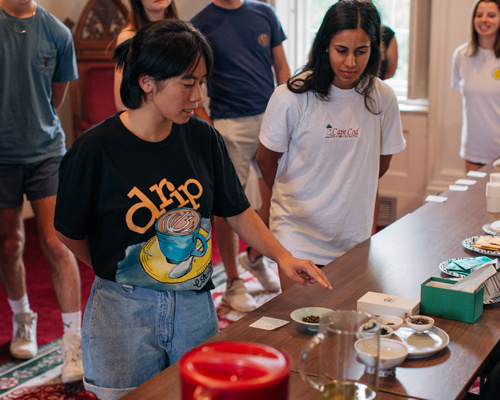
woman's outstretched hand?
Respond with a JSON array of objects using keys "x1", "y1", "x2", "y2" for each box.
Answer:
[{"x1": 278, "y1": 255, "x2": 332, "y2": 290}]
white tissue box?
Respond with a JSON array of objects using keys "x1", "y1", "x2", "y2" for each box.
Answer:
[{"x1": 357, "y1": 291, "x2": 420, "y2": 319}]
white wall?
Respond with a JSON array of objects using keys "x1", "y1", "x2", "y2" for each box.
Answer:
[{"x1": 426, "y1": 0, "x2": 476, "y2": 192}]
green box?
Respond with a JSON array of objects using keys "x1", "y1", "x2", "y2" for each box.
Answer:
[{"x1": 420, "y1": 277, "x2": 484, "y2": 323}]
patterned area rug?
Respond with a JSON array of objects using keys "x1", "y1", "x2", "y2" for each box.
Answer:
[
  {"x1": 212, "y1": 257, "x2": 281, "y2": 330},
  {"x1": 0, "y1": 341, "x2": 96, "y2": 399},
  {"x1": 0, "y1": 258, "x2": 280, "y2": 399}
]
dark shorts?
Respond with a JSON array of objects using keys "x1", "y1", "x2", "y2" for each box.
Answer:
[
  {"x1": 466, "y1": 160, "x2": 486, "y2": 167},
  {"x1": 0, "y1": 156, "x2": 63, "y2": 208}
]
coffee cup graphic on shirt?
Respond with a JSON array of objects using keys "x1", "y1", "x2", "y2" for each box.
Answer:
[{"x1": 155, "y1": 208, "x2": 207, "y2": 264}]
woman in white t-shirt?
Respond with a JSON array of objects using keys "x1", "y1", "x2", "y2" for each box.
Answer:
[
  {"x1": 452, "y1": 0, "x2": 500, "y2": 172},
  {"x1": 257, "y1": 0, "x2": 406, "y2": 290}
]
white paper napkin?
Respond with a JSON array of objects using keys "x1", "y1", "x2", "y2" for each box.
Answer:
[
  {"x1": 249, "y1": 317, "x2": 289, "y2": 330},
  {"x1": 426, "y1": 195, "x2": 447, "y2": 202},
  {"x1": 449, "y1": 185, "x2": 468, "y2": 191},
  {"x1": 467, "y1": 171, "x2": 487, "y2": 178},
  {"x1": 455, "y1": 179, "x2": 477, "y2": 185}
]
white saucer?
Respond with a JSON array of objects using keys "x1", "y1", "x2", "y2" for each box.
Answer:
[{"x1": 393, "y1": 326, "x2": 449, "y2": 359}]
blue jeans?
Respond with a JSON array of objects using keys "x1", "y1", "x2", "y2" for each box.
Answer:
[{"x1": 82, "y1": 276, "x2": 218, "y2": 400}]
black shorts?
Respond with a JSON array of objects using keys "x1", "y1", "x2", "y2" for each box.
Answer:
[{"x1": 0, "y1": 156, "x2": 63, "y2": 208}]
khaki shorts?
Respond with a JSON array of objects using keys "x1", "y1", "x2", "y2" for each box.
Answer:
[{"x1": 214, "y1": 114, "x2": 264, "y2": 187}]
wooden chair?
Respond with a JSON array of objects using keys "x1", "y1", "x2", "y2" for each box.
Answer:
[{"x1": 70, "y1": 0, "x2": 128, "y2": 139}]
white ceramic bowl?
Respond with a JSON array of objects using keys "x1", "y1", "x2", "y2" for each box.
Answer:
[
  {"x1": 355, "y1": 338, "x2": 409, "y2": 377},
  {"x1": 358, "y1": 323, "x2": 393, "y2": 338},
  {"x1": 406, "y1": 315, "x2": 434, "y2": 332},
  {"x1": 378, "y1": 315, "x2": 403, "y2": 331},
  {"x1": 290, "y1": 307, "x2": 333, "y2": 331}
]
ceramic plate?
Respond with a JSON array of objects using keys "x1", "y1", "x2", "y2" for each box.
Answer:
[
  {"x1": 462, "y1": 236, "x2": 500, "y2": 257},
  {"x1": 439, "y1": 257, "x2": 476, "y2": 278},
  {"x1": 438, "y1": 257, "x2": 500, "y2": 305},
  {"x1": 290, "y1": 307, "x2": 334, "y2": 331},
  {"x1": 393, "y1": 326, "x2": 449, "y2": 359},
  {"x1": 482, "y1": 224, "x2": 500, "y2": 236}
]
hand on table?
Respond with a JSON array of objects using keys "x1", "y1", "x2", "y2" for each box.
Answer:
[{"x1": 278, "y1": 255, "x2": 332, "y2": 290}]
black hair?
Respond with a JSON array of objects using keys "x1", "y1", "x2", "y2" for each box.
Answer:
[
  {"x1": 114, "y1": 20, "x2": 214, "y2": 109},
  {"x1": 288, "y1": 0, "x2": 382, "y2": 114}
]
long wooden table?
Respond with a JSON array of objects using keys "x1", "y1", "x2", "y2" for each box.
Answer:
[{"x1": 122, "y1": 165, "x2": 500, "y2": 400}]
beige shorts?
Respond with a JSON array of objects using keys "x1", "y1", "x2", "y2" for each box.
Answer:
[{"x1": 214, "y1": 114, "x2": 264, "y2": 187}]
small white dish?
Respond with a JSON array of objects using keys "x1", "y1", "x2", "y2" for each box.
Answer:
[
  {"x1": 378, "y1": 315, "x2": 403, "y2": 331},
  {"x1": 290, "y1": 307, "x2": 333, "y2": 331},
  {"x1": 355, "y1": 338, "x2": 408, "y2": 377},
  {"x1": 358, "y1": 323, "x2": 393, "y2": 338},
  {"x1": 406, "y1": 315, "x2": 434, "y2": 332}
]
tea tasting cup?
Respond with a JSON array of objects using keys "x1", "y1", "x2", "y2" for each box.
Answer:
[
  {"x1": 378, "y1": 315, "x2": 403, "y2": 331},
  {"x1": 406, "y1": 315, "x2": 434, "y2": 332},
  {"x1": 358, "y1": 323, "x2": 393, "y2": 338},
  {"x1": 355, "y1": 338, "x2": 408, "y2": 377}
]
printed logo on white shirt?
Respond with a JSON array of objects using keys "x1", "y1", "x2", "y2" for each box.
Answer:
[{"x1": 325, "y1": 123, "x2": 360, "y2": 139}]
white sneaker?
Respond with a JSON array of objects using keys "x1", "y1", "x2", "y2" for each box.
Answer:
[
  {"x1": 61, "y1": 332, "x2": 84, "y2": 383},
  {"x1": 222, "y1": 278, "x2": 257, "y2": 312},
  {"x1": 10, "y1": 311, "x2": 38, "y2": 359},
  {"x1": 238, "y1": 249, "x2": 281, "y2": 292}
]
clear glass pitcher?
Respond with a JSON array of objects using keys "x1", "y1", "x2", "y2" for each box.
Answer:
[{"x1": 299, "y1": 310, "x2": 380, "y2": 400}]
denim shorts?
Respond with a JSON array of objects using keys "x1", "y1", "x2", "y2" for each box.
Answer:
[
  {"x1": 0, "y1": 156, "x2": 62, "y2": 208},
  {"x1": 214, "y1": 114, "x2": 264, "y2": 186},
  {"x1": 82, "y1": 276, "x2": 218, "y2": 400}
]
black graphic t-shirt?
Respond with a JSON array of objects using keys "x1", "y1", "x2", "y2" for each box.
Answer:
[{"x1": 55, "y1": 114, "x2": 250, "y2": 291}]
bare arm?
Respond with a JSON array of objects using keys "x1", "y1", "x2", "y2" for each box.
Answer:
[
  {"x1": 55, "y1": 231, "x2": 92, "y2": 267},
  {"x1": 51, "y1": 82, "x2": 70, "y2": 110},
  {"x1": 383, "y1": 37, "x2": 398, "y2": 80},
  {"x1": 271, "y1": 44, "x2": 291, "y2": 85},
  {"x1": 114, "y1": 28, "x2": 136, "y2": 111},
  {"x1": 379, "y1": 154, "x2": 393, "y2": 178},
  {"x1": 226, "y1": 208, "x2": 331, "y2": 290},
  {"x1": 256, "y1": 143, "x2": 282, "y2": 190}
]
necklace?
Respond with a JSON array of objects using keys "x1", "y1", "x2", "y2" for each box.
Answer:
[{"x1": 0, "y1": 5, "x2": 37, "y2": 34}]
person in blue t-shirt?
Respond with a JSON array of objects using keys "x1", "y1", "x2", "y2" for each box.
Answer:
[
  {"x1": 191, "y1": 0, "x2": 291, "y2": 312},
  {"x1": 0, "y1": 0, "x2": 83, "y2": 383}
]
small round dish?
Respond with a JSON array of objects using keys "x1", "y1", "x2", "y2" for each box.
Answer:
[
  {"x1": 358, "y1": 323, "x2": 393, "y2": 338},
  {"x1": 483, "y1": 220, "x2": 500, "y2": 236},
  {"x1": 355, "y1": 338, "x2": 408, "y2": 377},
  {"x1": 438, "y1": 257, "x2": 500, "y2": 304},
  {"x1": 290, "y1": 307, "x2": 333, "y2": 331},
  {"x1": 406, "y1": 315, "x2": 434, "y2": 332},
  {"x1": 483, "y1": 223, "x2": 500, "y2": 236},
  {"x1": 378, "y1": 315, "x2": 403, "y2": 331}
]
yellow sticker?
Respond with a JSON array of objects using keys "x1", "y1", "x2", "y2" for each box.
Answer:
[{"x1": 494, "y1": 69, "x2": 500, "y2": 80}]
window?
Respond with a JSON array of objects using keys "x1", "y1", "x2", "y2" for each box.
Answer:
[{"x1": 272, "y1": 0, "x2": 430, "y2": 101}]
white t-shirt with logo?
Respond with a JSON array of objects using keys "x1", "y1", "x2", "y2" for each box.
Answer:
[
  {"x1": 452, "y1": 43, "x2": 500, "y2": 164},
  {"x1": 260, "y1": 78, "x2": 406, "y2": 265}
]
